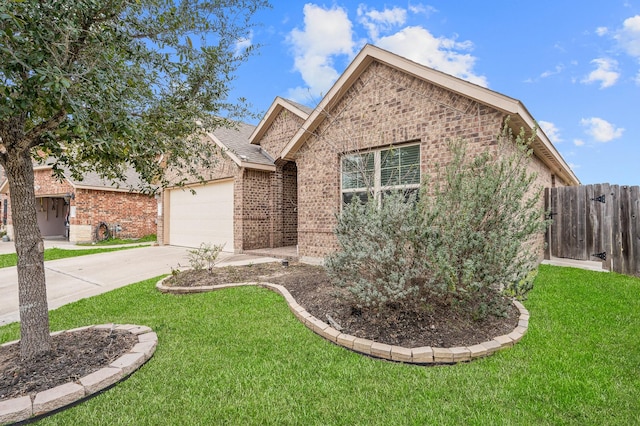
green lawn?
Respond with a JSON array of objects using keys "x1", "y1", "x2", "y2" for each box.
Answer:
[
  {"x1": 0, "y1": 246, "x2": 146, "y2": 269},
  {"x1": 1, "y1": 265, "x2": 638, "y2": 425},
  {"x1": 77, "y1": 234, "x2": 157, "y2": 246}
]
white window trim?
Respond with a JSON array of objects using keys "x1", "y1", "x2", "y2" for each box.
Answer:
[{"x1": 340, "y1": 143, "x2": 421, "y2": 204}]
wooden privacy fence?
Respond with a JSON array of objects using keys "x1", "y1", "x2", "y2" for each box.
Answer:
[{"x1": 545, "y1": 183, "x2": 640, "y2": 276}]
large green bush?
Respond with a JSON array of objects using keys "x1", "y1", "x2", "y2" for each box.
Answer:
[
  {"x1": 325, "y1": 124, "x2": 548, "y2": 317},
  {"x1": 325, "y1": 191, "x2": 432, "y2": 309}
]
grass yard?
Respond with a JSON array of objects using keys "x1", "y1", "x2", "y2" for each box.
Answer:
[
  {"x1": 78, "y1": 234, "x2": 157, "y2": 246},
  {"x1": 1, "y1": 265, "x2": 638, "y2": 425},
  {"x1": 0, "y1": 246, "x2": 147, "y2": 269}
]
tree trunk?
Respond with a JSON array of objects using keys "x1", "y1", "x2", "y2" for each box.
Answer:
[{"x1": 4, "y1": 149, "x2": 51, "y2": 360}]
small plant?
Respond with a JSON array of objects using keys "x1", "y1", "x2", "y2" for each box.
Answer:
[
  {"x1": 504, "y1": 268, "x2": 538, "y2": 300},
  {"x1": 187, "y1": 242, "x2": 225, "y2": 273}
]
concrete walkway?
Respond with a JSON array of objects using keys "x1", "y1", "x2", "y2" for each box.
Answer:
[{"x1": 0, "y1": 241, "x2": 280, "y2": 326}]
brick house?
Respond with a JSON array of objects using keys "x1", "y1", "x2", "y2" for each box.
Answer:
[
  {"x1": 159, "y1": 44, "x2": 579, "y2": 262},
  {"x1": 0, "y1": 165, "x2": 157, "y2": 243},
  {"x1": 158, "y1": 101, "x2": 311, "y2": 252}
]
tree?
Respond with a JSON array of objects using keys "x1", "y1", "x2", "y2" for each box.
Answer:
[{"x1": 0, "y1": 0, "x2": 269, "y2": 360}]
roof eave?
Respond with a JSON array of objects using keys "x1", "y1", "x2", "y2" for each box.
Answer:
[
  {"x1": 513, "y1": 103, "x2": 580, "y2": 186},
  {"x1": 281, "y1": 44, "x2": 578, "y2": 184},
  {"x1": 249, "y1": 97, "x2": 311, "y2": 145}
]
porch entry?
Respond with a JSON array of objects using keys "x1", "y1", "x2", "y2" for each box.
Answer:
[
  {"x1": 545, "y1": 183, "x2": 640, "y2": 276},
  {"x1": 36, "y1": 196, "x2": 69, "y2": 238}
]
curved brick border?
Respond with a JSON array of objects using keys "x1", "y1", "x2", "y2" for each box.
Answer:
[
  {"x1": 0, "y1": 324, "x2": 157, "y2": 425},
  {"x1": 157, "y1": 277, "x2": 529, "y2": 364}
]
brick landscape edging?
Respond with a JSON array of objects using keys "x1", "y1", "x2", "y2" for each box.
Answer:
[
  {"x1": 156, "y1": 277, "x2": 529, "y2": 364},
  {"x1": 0, "y1": 324, "x2": 157, "y2": 425}
]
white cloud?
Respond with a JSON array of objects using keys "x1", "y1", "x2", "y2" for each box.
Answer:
[
  {"x1": 635, "y1": 70, "x2": 640, "y2": 85},
  {"x1": 596, "y1": 26, "x2": 609, "y2": 36},
  {"x1": 285, "y1": 3, "x2": 486, "y2": 101},
  {"x1": 539, "y1": 121, "x2": 562, "y2": 143},
  {"x1": 286, "y1": 4, "x2": 356, "y2": 101},
  {"x1": 375, "y1": 26, "x2": 488, "y2": 87},
  {"x1": 408, "y1": 3, "x2": 437, "y2": 16},
  {"x1": 615, "y1": 15, "x2": 640, "y2": 58},
  {"x1": 234, "y1": 31, "x2": 253, "y2": 56},
  {"x1": 357, "y1": 5, "x2": 406, "y2": 40},
  {"x1": 568, "y1": 162, "x2": 581, "y2": 170},
  {"x1": 580, "y1": 117, "x2": 625, "y2": 142},
  {"x1": 573, "y1": 139, "x2": 585, "y2": 147},
  {"x1": 581, "y1": 58, "x2": 620, "y2": 88},
  {"x1": 541, "y1": 64, "x2": 565, "y2": 79}
]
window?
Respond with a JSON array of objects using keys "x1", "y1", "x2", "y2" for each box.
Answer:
[{"x1": 341, "y1": 144, "x2": 420, "y2": 204}]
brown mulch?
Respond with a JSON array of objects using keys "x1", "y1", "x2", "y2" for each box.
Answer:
[
  {"x1": 0, "y1": 327, "x2": 138, "y2": 401},
  {"x1": 166, "y1": 262, "x2": 519, "y2": 348}
]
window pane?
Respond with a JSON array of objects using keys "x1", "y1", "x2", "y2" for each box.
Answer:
[
  {"x1": 380, "y1": 167, "x2": 399, "y2": 186},
  {"x1": 342, "y1": 171, "x2": 358, "y2": 189},
  {"x1": 342, "y1": 191, "x2": 369, "y2": 205},
  {"x1": 381, "y1": 148, "x2": 399, "y2": 169},
  {"x1": 342, "y1": 152, "x2": 374, "y2": 190},
  {"x1": 399, "y1": 145, "x2": 420, "y2": 185}
]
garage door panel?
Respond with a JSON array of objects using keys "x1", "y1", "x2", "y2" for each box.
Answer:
[{"x1": 169, "y1": 181, "x2": 234, "y2": 250}]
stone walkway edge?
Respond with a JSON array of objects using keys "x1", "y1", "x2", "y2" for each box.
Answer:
[
  {"x1": 156, "y1": 278, "x2": 529, "y2": 365},
  {"x1": 0, "y1": 324, "x2": 157, "y2": 425}
]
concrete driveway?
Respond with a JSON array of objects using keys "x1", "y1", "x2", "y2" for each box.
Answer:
[{"x1": 0, "y1": 241, "x2": 279, "y2": 326}]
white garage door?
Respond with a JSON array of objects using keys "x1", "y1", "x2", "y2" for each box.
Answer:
[{"x1": 169, "y1": 180, "x2": 234, "y2": 251}]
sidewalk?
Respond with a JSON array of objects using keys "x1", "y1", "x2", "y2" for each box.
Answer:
[{"x1": 0, "y1": 243, "x2": 279, "y2": 326}]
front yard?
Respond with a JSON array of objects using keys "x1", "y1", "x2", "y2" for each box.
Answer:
[{"x1": 0, "y1": 265, "x2": 638, "y2": 424}]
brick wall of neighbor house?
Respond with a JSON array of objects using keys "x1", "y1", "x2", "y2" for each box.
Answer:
[
  {"x1": 257, "y1": 108, "x2": 306, "y2": 160},
  {"x1": 240, "y1": 168, "x2": 271, "y2": 250},
  {"x1": 295, "y1": 60, "x2": 561, "y2": 261},
  {"x1": 72, "y1": 188, "x2": 157, "y2": 240},
  {"x1": 31, "y1": 168, "x2": 75, "y2": 196},
  {"x1": 4, "y1": 168, "x2": 77, "y2": 239}
]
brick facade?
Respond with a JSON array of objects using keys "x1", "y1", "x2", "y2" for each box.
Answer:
[
  {"x1": 71, "y1": 188, "x2": 156, "y2": 240},
  {"x1": 157, "y1": 49, "x2": 574, "y2": 260},
  {"x1": 257, "y1": 108, "x2": 306, "y2": 161},
  {"x1": 292, "y1": 61, "x2": 570, "y2": 260},
  {"x1": 3, "y1": 168, "x2": 157, "y2": 242}
]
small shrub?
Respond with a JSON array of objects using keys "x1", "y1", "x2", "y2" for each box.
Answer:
[
  {"x1": 187, "y1": 242, "x2": 225, "y2": 273},
  {"x1": 503, "y1": 268, "x2": 538, "y2": 300}
]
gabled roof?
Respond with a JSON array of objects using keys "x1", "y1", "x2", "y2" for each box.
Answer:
[
  {"x1": 280, "y1": 44, "x2": 579, "y2": 186},
  {"x1": 206, "y1": 121, "x2": 275, "y2": 171},
  {"x1": 249, "y1": 97, "x2": 312, "y2": 145}
]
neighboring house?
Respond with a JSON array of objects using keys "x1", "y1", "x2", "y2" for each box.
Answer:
[
  {"x1": 159, "y1": 44, "x2": 579, "y2": 263},
  {"x1": 0, "y1": 164, "x2": 157, "y2": 242}
]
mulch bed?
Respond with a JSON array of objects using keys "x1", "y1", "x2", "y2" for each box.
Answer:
[
  {"x1": 0, "y1": 328, "x2": 138, "y2": 401},
  {"x1": 166, "y1": 262, "x2": 520, "y2": 348}
]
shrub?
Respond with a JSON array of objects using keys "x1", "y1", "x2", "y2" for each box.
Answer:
[
  {"x1": 187, "y1": 242, "x2": 225, "y2": 273},
  {"x1": 325, "y1": 191, "x2": 432, "y2": 310},
  {"x1": 325, "y1": 123, "x2": 547, "y2": 317},
  {"x1": 424, "y1": 127, "x2": 548, "y2": 302}
]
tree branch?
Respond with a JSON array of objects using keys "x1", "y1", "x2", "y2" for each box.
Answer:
[{"x1": 22, "y1": 109, "x2": 67, "y2": 149}]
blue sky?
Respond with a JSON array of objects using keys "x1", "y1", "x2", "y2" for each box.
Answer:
[{"x1": 229, "y1": 1, "x2": 640, "y2": 185}]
